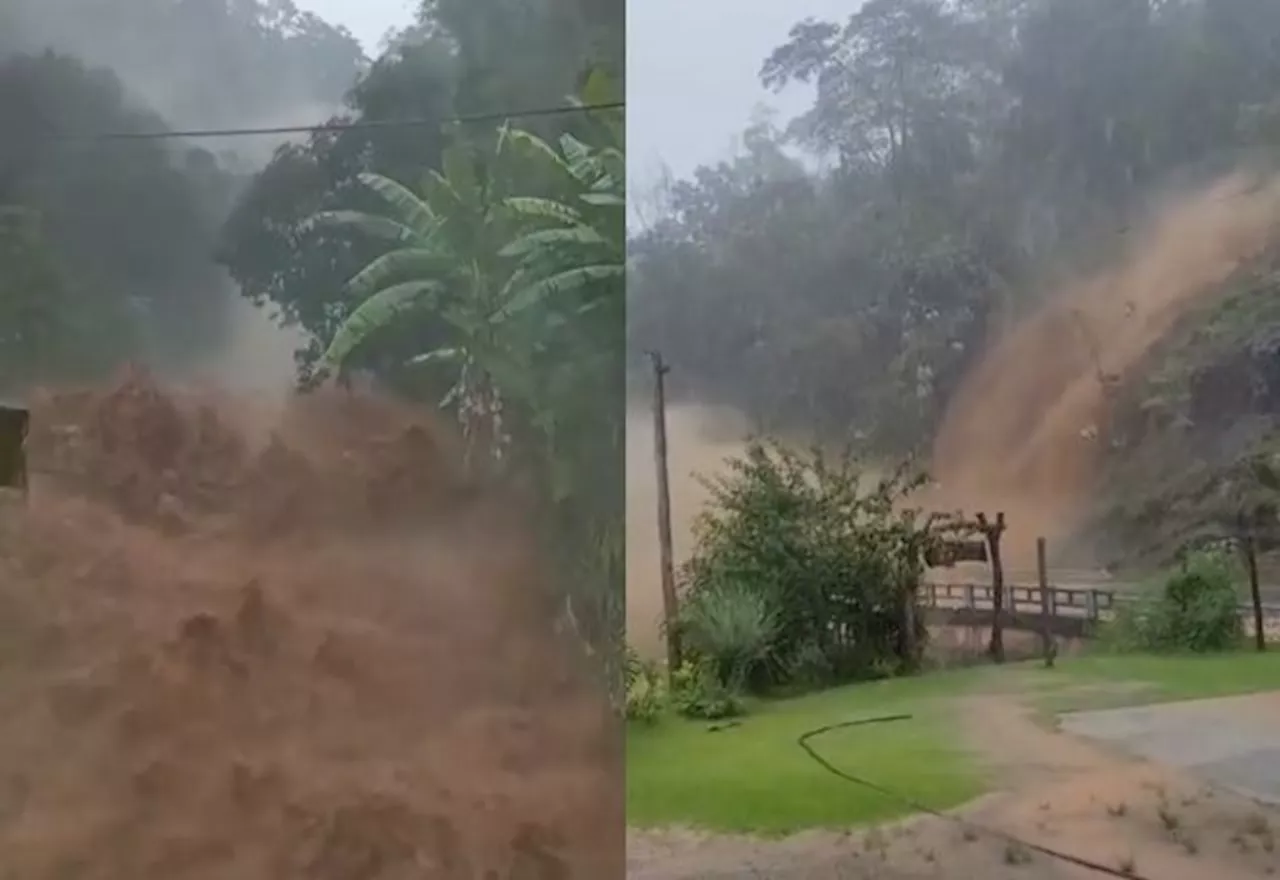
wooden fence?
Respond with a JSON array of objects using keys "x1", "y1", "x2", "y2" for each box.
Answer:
[{"x1": 921, "y1": 581, "x2": 1280, "y2": 640}]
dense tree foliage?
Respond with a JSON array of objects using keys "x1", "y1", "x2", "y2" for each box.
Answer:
[
  {"x1": 219, "y1": 0, "x2": 627, "y2": 668},
  {"x1": 677, "y1": 442, "x2": 940, "y2": 696},
  {"x1": 0, "y1": 52, "x2": 242, "y2": 377},
  {"x1": 629, "y1": 0, "x2": 1280, "y2": 456},
  {"x1": 0, "y1": 207, "x2": 73, "y2": 388},
  {"x1": 0, "y1": 0, "x2": 371, "y2": 379},
  {"x1": 219, "y1": 0, "x2": 623, "y2": 379}
]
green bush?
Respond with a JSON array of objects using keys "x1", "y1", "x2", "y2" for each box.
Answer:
[
  {"x1": 784, "y1": 640, "x2": 836, "y2": 689},
  {"x1": 625, "y1": 645, "x2": 667, "y2": 723},
  {"x1": 679, "y1": 441, "x2": 935, "y2": 689},
  {"x1": 676, "y1": 581, "x2": 779, "y2": 693},
  {"x1": 669, "y1": 659, "x2": 744, "y2": 720},
  {"x1": 1104, "y1": 549, "x2": 1243, "y2": 653}
]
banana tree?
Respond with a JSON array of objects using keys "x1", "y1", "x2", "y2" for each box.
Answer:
[
  {"x1": 311, "y1": 80, "x2": 623, "y2": 479},
  {"x1": 310, "y1": 137, "x2": 535, "y2": 471},
  {"x1": 493, "y1": 88, "x2": 626, "y2": 669},
  {"x1": 309, "y1": 78, "x2": 626, "y2": 684},
  {"x1": 496, "y1": 71, "x2": 625, "y2": 495}
]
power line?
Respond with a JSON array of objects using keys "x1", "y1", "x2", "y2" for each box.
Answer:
[{"x1": 46, "y1": 100, "x2": 625, "y2": 143}]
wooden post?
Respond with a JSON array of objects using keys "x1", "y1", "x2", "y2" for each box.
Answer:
[
  {"x1": 1240, "y1": 510, "x2": 1267, "y2": 653},
  {"x1": 1037, "y1": 537, "x2": 1055, "y2": 665},
  {"x1": 977, "y1": 512, "x2": 1007, "y2": 663},
  {"x1": 648, "y1": 351, "x2": 682, "y2": 676},
  {"x1": 901, "y1": 585, "x2": 918, "y2": 669}
]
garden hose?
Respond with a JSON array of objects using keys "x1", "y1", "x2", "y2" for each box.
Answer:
[{"x1": 797, "y1": 715, "x2": 1155, "y2": 880}]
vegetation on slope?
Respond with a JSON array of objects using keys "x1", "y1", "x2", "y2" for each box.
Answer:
[
  {"x1": 1092, "y1": 249, "x2": 1280, "y2": 569},
  {"x1": 628, "y1": 0, "x2": 1280, "y2": 568}
]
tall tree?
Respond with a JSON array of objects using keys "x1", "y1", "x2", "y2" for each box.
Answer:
[
  {"x1": 0, "y1": 52, "x2": 240, "y2": 373},
  {"x1": 629, "y1": 0, "x2": 1280, "y2": 459}
]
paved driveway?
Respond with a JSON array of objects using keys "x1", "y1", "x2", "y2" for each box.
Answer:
[{"x1": 1059, "y1": 692, "x2": 1280, "y2": 804}]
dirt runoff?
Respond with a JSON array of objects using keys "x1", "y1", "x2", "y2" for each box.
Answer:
[
  {"x1": 626, "y1": 404, "x2": 751, "y2": 658},
  {"x1": 929, "y1": 171, "x2": 1280, "y2": 569},
  {"x1": 629, "y1": 690, "x2": 1280, "y2": 879},
  {"x1": 0, "y1": 368, "x2": 622, "y2": 879}
]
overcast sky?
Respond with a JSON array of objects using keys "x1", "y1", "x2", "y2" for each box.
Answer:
[
  {"x1": 628, "y1": 0, "x2": 859, "y2": 191},
  {"x1": 296, "y1": 0, "x2": 862, "y2": 190},
  {"x1": 295, "y1": 0, "x2": 417, "y2": 53}
]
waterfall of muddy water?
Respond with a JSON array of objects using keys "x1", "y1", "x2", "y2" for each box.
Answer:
[
  {"x1": 929, "y1": 172, "x2": 1280, "y2": 569},
  {"x1": 626, "y1": 404, "x2": 752, "y2": 657},
  {"x1": 626, "y1": 173, "x2": 1280, "y2": 652}
]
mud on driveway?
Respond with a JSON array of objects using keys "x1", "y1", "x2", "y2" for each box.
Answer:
[{"x1": 628, "y1": 690, "x2": 1280, "y2": 879}]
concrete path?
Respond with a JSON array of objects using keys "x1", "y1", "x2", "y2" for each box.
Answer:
[{"x1": 1059, "y1": 691, "x2": 1280, "y2": 805}]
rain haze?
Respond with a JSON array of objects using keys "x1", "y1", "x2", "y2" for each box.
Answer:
[
  {"x1": 295, "y1": 0, "x2": 417, "y2": 53},
  {"x1": 627, "y1": 0, "x2": 860, "y2": 198}
]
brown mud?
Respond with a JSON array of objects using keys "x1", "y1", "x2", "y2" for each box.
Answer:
[
  {"x1": 0, "y1": 367, "x2": 622, "y2": 879},
  {"x1": 625, "y1": 404, "x2": 751, "y2": 657},
  {"x1": 930, "y1": 172, "x2": 1280, "y2": 567}
]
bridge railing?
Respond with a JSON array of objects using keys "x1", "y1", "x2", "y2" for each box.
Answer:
[
  {"x1": 920, "y1": 581, "x2": 1280, "y2": 632},
  {"x1": 921, "y1": 581, "x2": 1115, "y2": 619}
]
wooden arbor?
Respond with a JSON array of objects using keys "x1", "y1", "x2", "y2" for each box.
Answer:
[{"x1": 925, "y1": 510, "x2": 1013, "y2": 663}]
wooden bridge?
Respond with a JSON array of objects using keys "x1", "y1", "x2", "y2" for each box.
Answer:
[{"x1": 921, "y1": 580, "x2": 1280, "y2": 640}]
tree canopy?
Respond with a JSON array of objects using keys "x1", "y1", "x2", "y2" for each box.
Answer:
[
  {"x1": 216, "y1": 0, "x2": 627, "y2": 666},
  {"x1": 0, "y1": 51, "x2": 243, "y2": 378},
  {"x1": 628, "y1": 0, "x2": 1280, "y2": 456}
]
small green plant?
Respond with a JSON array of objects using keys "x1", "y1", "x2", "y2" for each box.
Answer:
[
  {"x1": 624, "y1": 645, "x2": 667, "y2": 723},
  {"x1": 669, "y1": 659, "x2": 744, "y2": 720}
]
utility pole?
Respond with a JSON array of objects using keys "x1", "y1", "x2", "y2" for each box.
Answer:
[
  {"x1": 1037, "y1": 536, "x2": 1056, "y2": 667},
  {"x1": 648, "y1": 350, "x2": 682, "y2": 674}
]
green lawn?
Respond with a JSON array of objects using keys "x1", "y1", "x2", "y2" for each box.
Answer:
[
  {"x1": 1018, "y1": 648, "x2": 1280, "y2": 715},
  {"x1": 626, "y1": 670, "x2": 986, "y2": 835},
  {"x1": 627, "y1": 649, "x2": 1280, "y2": 835}
]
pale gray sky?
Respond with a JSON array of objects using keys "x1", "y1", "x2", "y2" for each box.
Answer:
[
  {"x1": 295, "y1": 0, "x2": 417, "y2": 53},
  {"x1": 295, "y1": 0, "x2": 863, "y2": 190},
  {"x1": 628, "y1": 0, "x2": 860, "y2": 191}
]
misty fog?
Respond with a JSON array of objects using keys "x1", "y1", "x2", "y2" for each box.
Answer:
[{"x1": 628, "y1": 0, "x2": 1280, "y2": 577}]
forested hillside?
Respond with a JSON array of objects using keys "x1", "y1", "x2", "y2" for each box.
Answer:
[
  {"x1": 0, "y1": 0, "x2": 364, "y2": 376},
  {"x1": 628, "y1": 0, "x2": 1280, "y2": 568}
]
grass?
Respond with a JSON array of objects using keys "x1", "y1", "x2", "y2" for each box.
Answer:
[
  {"x1": 1022, "y1": 647, "x2": 1280, "y2": 715},
  {"x1": 626, "y1": 670, "x2": 986, "y2": 835},
  {"x1": 627, "y1": 647, "x2": 1280, "y2": 835}
]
